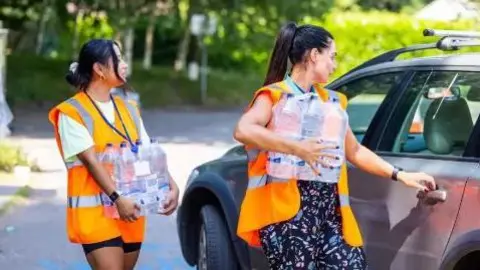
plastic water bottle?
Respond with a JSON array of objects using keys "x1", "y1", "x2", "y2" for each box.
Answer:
[
  {"x1": 317, "y1": 103, "x2": 348, "y2": 183},
  {"x1": 150, "y1": 138, "x2": 170, "y2": 211},
  {"x1": 135, "y1": 139, "x2": 150, "y2": 162},
  {"x1": 101, "y1": 143, "x2": 119, "y2": 218},
  {"x1": 274, "y1": 93, "x2": 302, "y2": 137},
  {"x1": 297, "y1": 95, "x2": 324, "y2": 180},
  {"x1": 101, "y1": 143, "x2": 117, "y2": 178},
  {"x1": 118, "y1": 141, "x2": 138, "y2": 195},
  {"x1": 267, "y1": 93, "x2": 301, "y2": 179}
]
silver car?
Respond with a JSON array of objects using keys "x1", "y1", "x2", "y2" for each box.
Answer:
[{"x1": 177, "y1": 29, "x2": 480, "y2": 270}]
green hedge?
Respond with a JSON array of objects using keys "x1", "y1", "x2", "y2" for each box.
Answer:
[
  {"x1": 207, "y1": 10, "x2": 478, "y2": 77},
  {"x1": 6, "y1": 53, "x2": 262, "y2": 108},
  {"x1": 318, "y1": 11, "x2": 478, "y2": 78},
  {"x1": 6, "y1": 11, "x2": 480, "y2": 107}
]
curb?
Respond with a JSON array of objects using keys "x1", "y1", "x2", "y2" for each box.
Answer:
[{"x1": 0, "y1": 185, "x2": 31, "y2": 215}]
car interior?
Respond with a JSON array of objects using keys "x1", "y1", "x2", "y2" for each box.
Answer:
[{"x1": 395, "y1": 72, "x2": 480, "y2": 156}]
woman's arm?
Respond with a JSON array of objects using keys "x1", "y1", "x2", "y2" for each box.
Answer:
[
  {"x1": 233, "y1": 94, "x2": 336, "y2": 170},
  {"x1": 77, "y1": 148, "x2": 139, "y2": 222},
  {"x1": 344, "y1": 126, "x2": 436, "y2": 190},
  {"x1": 233, "y1": 94, "x2": 299, "y2": 155},
  {"x1": 77, "y1": 148, "x2": 117, "y2": 195},
  {"x1": 344, "y1": 126, "x2": 394, "y2": 179},
  {"x1": 159, "y1": 171, "x2": 179, "y2": 216}
]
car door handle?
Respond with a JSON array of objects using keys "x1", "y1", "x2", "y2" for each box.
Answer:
[{"x1": 417, "y1": 187, "x2": 447, "y2": 204}]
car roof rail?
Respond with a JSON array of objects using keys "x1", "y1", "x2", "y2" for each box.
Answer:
[
  {"x1": 423, "y1": 28, "x2": 480, "y2": 38},
  {"x1": 344, "y1": 28, "x2": 480, "y2": 76},
  {"x1": 346, "y1": 43, "x2": 439, "y2": 74}
]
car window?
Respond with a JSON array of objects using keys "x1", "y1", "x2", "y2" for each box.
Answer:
[
  {"x1": 335, "y1": 72, "x2": 403, "y2": 141},
  {"x1": 389, "y1": 71, "x2": 480, "y2": 157}
]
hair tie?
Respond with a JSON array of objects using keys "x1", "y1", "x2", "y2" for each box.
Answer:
[{"x1": 69, "y1": 62, "x2": 78, "y2": 73}]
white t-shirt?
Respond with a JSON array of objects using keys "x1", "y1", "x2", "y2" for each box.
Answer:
[{"x1": 58, "y1": 99, "x2": 150, "y2": 162}]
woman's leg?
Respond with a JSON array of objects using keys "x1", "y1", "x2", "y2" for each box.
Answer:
[
  {"x1": 315, "y1": 186, "x2": 368, "y2": 270},
  {"x1": 122, "y1": 242, "x2": 142, "y2": 270},
  {"x1": 82, "y1": 237, "x2": 125, "y2": 270},
  {"x1": 259, "y1": 181, "x2": 325, "y2": 270}
]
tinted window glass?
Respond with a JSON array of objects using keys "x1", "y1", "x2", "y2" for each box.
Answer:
[
  {"x1": 389, "y1": 71, "x2": 480, "y2": 156},
  {"x1": 336, "y1": 72, "x2": 403, "y2": 141}
]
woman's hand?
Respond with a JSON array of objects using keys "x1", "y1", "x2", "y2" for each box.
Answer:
[
  {"x1": 293, "y1": 138, "x2": 339, "y2": 174},
  {"x1": 397, "y1": 171, "x2": 436, "y2": 191},
  {"x1": 115, "y1": 196, "x2": 141, "y2": 222},
  {"x1": 159, "y1": 179, "x2": 180, "y2": 216}
]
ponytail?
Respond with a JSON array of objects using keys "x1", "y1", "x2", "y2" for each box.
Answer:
[{"x1": 263, "y1": 22, "x2": 297, "y2": 86}]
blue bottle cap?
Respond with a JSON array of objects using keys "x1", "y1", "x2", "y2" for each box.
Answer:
[{"x1": 131, "y1": 144, "x2": 139, "y2": 153}]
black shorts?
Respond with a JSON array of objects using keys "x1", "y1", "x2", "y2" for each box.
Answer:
[{"x1": 82, "y1": 236, "x2": 142, "y2": 255}]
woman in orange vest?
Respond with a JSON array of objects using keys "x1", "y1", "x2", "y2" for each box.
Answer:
[
  {"x1": 48, "y1": 39, "x2": 179, "y2": 270},
  {"x1": 234, "y1": 22, "x2": 436, "y2": 269}
]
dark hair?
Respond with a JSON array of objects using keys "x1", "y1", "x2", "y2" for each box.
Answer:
[
  {"x1": 66, "y1": 39, "x2": 122, "y2": 91},
  {"x1": 263, "y1": 22, "x2": 334, "y2": 86}
]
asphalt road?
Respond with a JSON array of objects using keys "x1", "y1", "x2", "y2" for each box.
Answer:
[{"x1": 0, "y1": 108, "x2": 242, "y2": 270}]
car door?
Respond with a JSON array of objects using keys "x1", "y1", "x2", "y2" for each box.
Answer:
[{"x1": 345, "y1": 70, "x2": 479, "y2": 270}]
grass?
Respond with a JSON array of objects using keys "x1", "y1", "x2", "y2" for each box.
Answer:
[
  {"x1": 0, "y1": 185, "x2": 32, "y2": 216},
  {"x1": 6, "y1": 53, "x2": 263, "y2": 109},
  {"x1": 0, "y1": 172, "x2": 32, "y2": 216}
]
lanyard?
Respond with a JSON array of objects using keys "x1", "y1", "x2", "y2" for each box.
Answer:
[{"x1": 85, "y1": 93, "x2": 138, "y2": 153}]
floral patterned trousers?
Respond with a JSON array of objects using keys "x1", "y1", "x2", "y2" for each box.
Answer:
[{"x1": 259, "y1": 181, "x2": 368, "y2": 270}]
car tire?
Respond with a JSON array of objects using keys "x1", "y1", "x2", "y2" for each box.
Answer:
[{"x1": 197, "y1": 204, "x2": 238, "y2": 270}]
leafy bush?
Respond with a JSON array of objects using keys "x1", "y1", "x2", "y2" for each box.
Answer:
[
  {"x1": 317, "y1": 11, "x2": 478, "y2": 78},
  {"x1": 6, "y1": 53, "x2": 262, "y2": 108},
  {"x1": 5, "y1": 11, "x2": 480, "y2": 107},
  {"x1": 0, "y1": 142, "x2": 30, "y2": 173},
  {"x1": 207, "y1": 10, "x2": 478, "y2": 78}
]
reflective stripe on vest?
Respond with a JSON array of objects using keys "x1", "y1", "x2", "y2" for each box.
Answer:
[
  {"x1": 64, "y1": 153, "x2": 104, "y2": 169},
  {"x1": 67, "y1": 194, "x2": 103, "y2": 208},
  {"x1": 328, "y1": 90, "x2": 340, "y2": 103},
  {"x1": 124, "y1": 101, "x2": 141, "y2": 133},
  {"x1": 65, "y1": 159, "x2": 85, "y2": 169},
  {"x1": 66, "y1": 98, "x2": 94, "y2": 135},
  {"x1": 338, "y1": 193, "x2": 350, "y2": 207},
  {"x1": 247, "y1": 174, "x2": 290, "y2": 189},
  {"x1": 63, "y1": 98, "x2": 141, "y2": 169},
  {"x1": 246, "y1": 148, "x2": 260, "y2": 161}
]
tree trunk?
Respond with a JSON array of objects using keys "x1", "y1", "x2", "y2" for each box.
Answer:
[
  {"x1": 143, "y1": 5, "x2": 157, "y2": 70},
  {"x1": 124, "y1": 27, "x2": 134, "y2": 76},
  {"x1": 36, "y1": 0, "x2": 51, "y2": 55},
  {"x1": 173, "y1": 0, "x2": 195, "y2": 72}
]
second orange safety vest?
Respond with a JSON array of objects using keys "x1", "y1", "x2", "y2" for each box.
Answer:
[
  {"x1": 49, "y1": 91, "x2": 145, "y2": 244},
  {"x1": 236, "y1": 80, "x2": 363, "y2": 248}
]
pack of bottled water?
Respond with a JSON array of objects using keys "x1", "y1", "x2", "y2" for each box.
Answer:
[
  {"x1": 267, "y1": 92, "x2": 348, "y2": 183},
  {"x1": 100, "y1": 138, "x2": 170, "y2": 218}
]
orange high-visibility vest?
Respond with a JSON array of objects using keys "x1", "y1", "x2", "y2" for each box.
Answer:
[
  {"x1": 48, "y1": 91, "x2": 145, "y2": 244},
  {"x1": 236, "y1": 81, "x2": 363, "y2": 248}
]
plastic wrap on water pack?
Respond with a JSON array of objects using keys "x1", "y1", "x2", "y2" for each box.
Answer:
[
  {"x1": 267, "y1": 92, "x2": 348, "y2": 183},
  {"x1": 100, "y1": 138, "x2": 170, "y2": 218}
]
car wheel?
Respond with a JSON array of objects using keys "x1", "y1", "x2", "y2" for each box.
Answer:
[{"x1": 197, "y1": 204, "x2": 238, "y2": 270}]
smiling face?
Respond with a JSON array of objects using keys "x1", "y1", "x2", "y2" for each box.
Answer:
[{"x1": 92, "y1": 42, "x2": 128, "y2": 88}]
